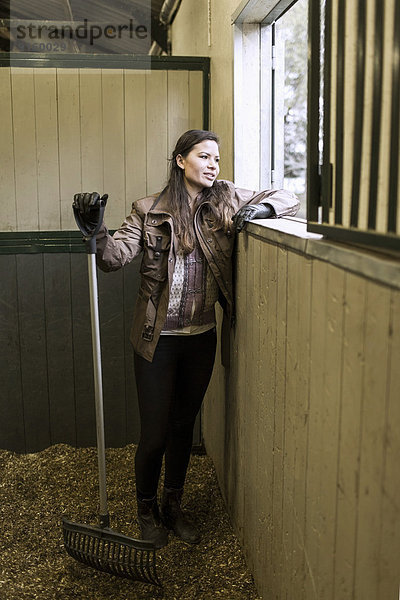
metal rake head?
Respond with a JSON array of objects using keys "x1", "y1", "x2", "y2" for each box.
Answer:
[{"x1": 62, "y1": 518, "x2": 161, "y2": 586}]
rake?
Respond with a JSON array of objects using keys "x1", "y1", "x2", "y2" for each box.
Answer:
[{"x1": 62, "y1": 194, "x2": 161, "y2": 587}]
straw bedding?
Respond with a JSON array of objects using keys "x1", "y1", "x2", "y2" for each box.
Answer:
[{"x1": 0, "y1": 444, "x2": 261, "y2": 600}]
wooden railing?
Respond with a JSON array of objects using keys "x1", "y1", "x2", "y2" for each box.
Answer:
[{"x1": 203, "y1": 220, "x2": 400, "y2": 600}]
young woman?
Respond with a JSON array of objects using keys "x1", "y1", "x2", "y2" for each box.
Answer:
[{"x1": 73, "y1": 129, "x2": 299, "y2": 549}]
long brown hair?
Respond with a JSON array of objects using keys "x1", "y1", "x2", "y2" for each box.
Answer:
[{"x1": 166, "y1": 129, "x2": 234, "y2": 254}]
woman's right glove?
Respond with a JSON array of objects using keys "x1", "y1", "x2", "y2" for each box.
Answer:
[{"x1": 72, "y1": 192, "x2": 108, "y2": 233}]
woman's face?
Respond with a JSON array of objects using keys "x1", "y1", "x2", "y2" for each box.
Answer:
[{"x1": 176, "y1": 139, "x2": 220, "y2": 198}]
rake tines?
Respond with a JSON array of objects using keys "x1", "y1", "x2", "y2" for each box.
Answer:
[{"x1": 62, "y1": 518, "x2": 161, "y2": 586}]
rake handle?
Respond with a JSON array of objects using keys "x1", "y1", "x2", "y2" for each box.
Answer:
[{"x1": 88, "y1": 248, "x2": 109, "y2": 529}]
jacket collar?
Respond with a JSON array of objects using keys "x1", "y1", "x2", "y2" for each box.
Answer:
[{"x1": 149, "y1": 187, "x2": 170, "y2": 213}]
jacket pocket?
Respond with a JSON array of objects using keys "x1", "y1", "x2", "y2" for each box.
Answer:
[{"x1": 140, "y1": 227, "x2": 170, "y2": 281}]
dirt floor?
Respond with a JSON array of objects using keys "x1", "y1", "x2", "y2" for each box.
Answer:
[{"x1": 0, "y1": 445, "x2": 261, "y2": 600}]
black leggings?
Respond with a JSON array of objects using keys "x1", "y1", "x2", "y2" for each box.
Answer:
[{"x1": 133, "y1": 328, "x2": 217, "y2": 499}]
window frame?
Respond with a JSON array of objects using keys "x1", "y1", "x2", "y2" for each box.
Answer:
[
  {"x1": 232, "y1": 0, "x2": 308, "y2": 216},
  {"x1": 233, "y1": 0, "x2": 400, "y2": 251}
]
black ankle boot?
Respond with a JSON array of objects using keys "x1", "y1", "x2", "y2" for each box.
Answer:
[
  {"x1": 160, "y1": 487, "x2": 200, "y2": 544},
  {"x1": 137, "y1": 496, "x2": 169, "y2": 549}
]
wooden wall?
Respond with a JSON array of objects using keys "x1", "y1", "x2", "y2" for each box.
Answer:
[
  {"x1": 0, "y1": 253, "x2": 140, "y2": 452},
  {"x1": 0, "y1": 251, "x2": 203, "y2": 452},
  {"x1": 0, "y1": 60, "x2": 205, "y2": 451},
  {"x1": 0, "y1": 66, "x2": 203, "y2": 232},
  {"x1": 203, "y1": 227, "x2": 400, "y2": 600}
]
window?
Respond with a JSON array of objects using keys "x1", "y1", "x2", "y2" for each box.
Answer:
[
  {"x1": 233, "y1": 0, "x2": 310, "y2": 219},
  {"x1": 233, "y1": 0, "x2": 400, "y2": 250},
  {"x1": 274, "y1": 0, "x2": 308, "y2": 218}
]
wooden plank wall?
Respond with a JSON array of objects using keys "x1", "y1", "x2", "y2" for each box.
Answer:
[
  {"x1": 0, "y1": 63, "x2": 204, "y2": 452},
  {"x1": 0, "y1": 252, "x2": 203, "y2": 452},
  {"x1": 203, "y1": 233, "x2": 400, "y2": 600},
  {"x1": 0, "y1": 67, "x2": 203, "y2": 232},
  {"x1": 0, "y1": 251, "x2": 204, "y2": 454},
  {"x1": 0, "y1": 253, "x2": 138, "y2": 452}
]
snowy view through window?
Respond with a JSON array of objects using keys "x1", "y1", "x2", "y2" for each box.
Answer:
[{"x1": 276, "y1": 0, "x2": 308, "y2": 218}]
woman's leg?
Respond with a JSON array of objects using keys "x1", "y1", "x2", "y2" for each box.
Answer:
[
  {"x1": 160, "y1": 329, "x2": 217, "y2": 543},
  {"x1": 163, "y1": 328, "x2": 217, "y2": 490},
  {"x1": 134, "y1": 336, "x2": 180, "y2": 499}
]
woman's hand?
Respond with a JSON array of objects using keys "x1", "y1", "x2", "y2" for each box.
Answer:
[
  {"x1": 72, "y1": 192, "x2": 108, "y2": 231},
  {"x1": 232, "y1": 203, "x2": 274, "y2": 233}
]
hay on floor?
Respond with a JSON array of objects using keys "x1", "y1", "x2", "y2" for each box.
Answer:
[{"x1": 0, "y1": 445, "x2": 261, "y2": 600}]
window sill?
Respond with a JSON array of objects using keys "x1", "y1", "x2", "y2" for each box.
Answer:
[{"x1": 246, "y1": 217, "x2": 400, "y2": 290}]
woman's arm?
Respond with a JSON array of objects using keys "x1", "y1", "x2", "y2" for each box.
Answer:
[
  {"x1": 231, "y1": 183, "x2": 300, "y2": 217},
  {"x1": 95, "y1": 204, "x2": 144, "y2": 272}
]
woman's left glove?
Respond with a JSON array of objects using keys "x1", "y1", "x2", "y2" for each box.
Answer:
[{"x1": 232, "y1": 203, "x2": 274, "y2": 233}]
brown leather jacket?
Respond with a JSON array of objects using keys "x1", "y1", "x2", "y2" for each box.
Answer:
[{"x1": 95, "y1": 180, "x2": 299, "y2": 363}]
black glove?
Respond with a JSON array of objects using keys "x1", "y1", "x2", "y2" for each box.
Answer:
[
  {"x1": 232, "y1": 203, "x2": 274, "y2": 233},
  {"x1": 72, "y1": 192, "x2": 108, "y2": 232}
]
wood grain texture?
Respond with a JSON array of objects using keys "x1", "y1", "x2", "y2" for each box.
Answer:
[
  {"x1": 17, "y1": 254, "x2": 50, "y2": 452},
  {"x1": 333, "y1": 272, "x2": 367, "y2": 598},
  {"x1": 69, "y1": 253, "x2": 96, "y2": 448},
  {"x1": 318, "y1": 264, "x2": 345, "y2": 599},
  {"x1": 101, "y1": 69, "x2": 125, "y2": 227},
  {"x1": 1, "y1": 65, "x2": 204, "y2": 232},
  {"x1": 272, "y1": 244, "x2": 288, "y2": 598},
  {"x1": 97, "y1": 266, "x2": 127, "y2": 448},
  {"x1": 203, "y1": 231, "x2": 400, "y2": 600},
  {"x1": 281, "y1": 248, "x2": 297, "y2": 599},
  {"x1": 145, "y1": 70, "x2": 168, "y2": 196},
  {"x1": 0, "y1": 255, "x2": 24, "y2": 452},
  {"x1": 258, "y1": 240, "x2": 276, "y2": 593},
  {"x1": 34, "y1": 68, "x2": 60, "y2": 231},
  {"x1": 0, "y1": 252, "x2": 200, "y2": 451},
  {"x1": 124, "y1": 70, "x2": 147, "y2": 215},
  {"x1": 167, "y1": 70, "x2": 189, "y2": 158},
  {"x1": 378, "y1": 289, "x2": 400, "y2": 599},
  {"x1": 57, "y1": 68, "x2": 82, "y2": 231},
  {"x1": 188, "y1": 71, "x2": 203, "y2": 130},
  {"x1": 123, "y1": 257, "x2": 142, "y2": 443},
  {"x1": 231, "y1": 234, "x2": 247, "y2": 536},
  {"x1": 291, "y1": 252, "x2": 312, "y2": 600},
  {"x1": 243, "y1": 235, "x2": 262, "y2": 580},
  {"x1": 0, "y1": 68, "x2": 17, "y2": 231},
  {"x1": 354, "y1": 281, "x2": 391, "y2": 599},
  {"x1": 305, "y1": 258, "x2": 328, "y2": 599},
  {"x1": 79, "y1": 69, "x2": 103, "y2": 194},
  {"x1": 11, "y1": 68, "x2": 38, "y2": 232},
  {"x1": 43, "y1": 253, "x2": 76, "y2": 446}
]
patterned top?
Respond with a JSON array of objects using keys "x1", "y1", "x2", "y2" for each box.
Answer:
[{"x1": 161, "y1": 239, "x2": 219, "y2": 335}]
